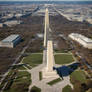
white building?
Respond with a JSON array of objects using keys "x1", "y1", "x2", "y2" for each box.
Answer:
[
  {"x1": 4, "y1": 20, "x2": 22, "y2": 27},
  {"x1": 15, "y1": 14, "x2": 23, "y2": 18},
  {"x1": 0, "y1": 23, "x2": 3, "y2": 28},
  {"x1": 0, "y1": 34, "x2": 21, "y2": 48},
  {"x1": 69, "y1": 33, "x2": 92, "y2": 49}
]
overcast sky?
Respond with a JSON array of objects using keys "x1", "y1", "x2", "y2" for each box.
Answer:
[{"x1": 0, "y1": 0, "x2": 92, "y2": 1}]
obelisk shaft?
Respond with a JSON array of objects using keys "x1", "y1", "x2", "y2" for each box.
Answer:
[
  {"x1": 42, "y1": 8, "x2": 59, "y2": 78},
  {"x1": 47, "y1": 41, "x2": 54, "y2": 72},
  {"x1": 44, "y1": 8, "x2": 49, "y2": 47}
]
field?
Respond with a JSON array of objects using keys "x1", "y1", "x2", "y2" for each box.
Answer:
[
  {"x1": 55, "y1": 54, "x2": 74, "y2": 65},
  {"x1": 70, "y1": 70, "x2": 86, "y2": 83},
  {"x1": 4, "y1": 71, "x2": 31, "y2": 92},
  {"x1": 22, "y1": 54, "x2": 43, "y2": 67}
]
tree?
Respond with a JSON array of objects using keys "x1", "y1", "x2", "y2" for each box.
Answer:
[
  {"x1": 86, "y1": 80, "x2": 92, "y2": 88},
  {"x1": 73, "y1": 82, "x2": 87, "y2": 92}
]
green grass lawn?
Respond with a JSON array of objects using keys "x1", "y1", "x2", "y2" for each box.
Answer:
[
  {"x1": 55, "y1": 54, "x2": 74, "y2": 65},
  {"x1": 70, "y1": 70, "x2": 86, "y2": 83},
  {"x1": 62, "y1": 85, "x2": 72, "y2": 92},
  {"x1": 22, "y1": 54, "x2": 43, "y2": 67},
  {"x1": 48, "y1": 78, "x2": 61, "y2": 86},
  {"x1": 15, "y1": 71, "x2": 31, "y2": 83},
  {"x1": 4, "y1": 71, "x2": 31, "y2": 92},
  {"x1": 30, "y1": 86, "x2": 41, "y2": 92}
]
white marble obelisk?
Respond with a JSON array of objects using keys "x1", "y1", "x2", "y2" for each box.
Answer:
[
  {"x1": 46, "y1": 41, "x2": 54, "y2": 72},
  {"x1": 44, "y1": 8, "x2": 49, "y2": 47},
  {"x1": 42, "y1": 40, "x2": 59, "y2": 78},
  {"x1": 42, "y1": 8, "x2": 59, "y2": 78}
]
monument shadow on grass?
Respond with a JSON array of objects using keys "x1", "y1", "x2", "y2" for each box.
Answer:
[{"x1": 53, "y1": 63, "x2": 80, "y2": 78}]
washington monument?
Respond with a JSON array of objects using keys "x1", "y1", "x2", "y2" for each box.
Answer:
[{"x1": 42, "y1": 8, "x2": 59, "y2": 78}]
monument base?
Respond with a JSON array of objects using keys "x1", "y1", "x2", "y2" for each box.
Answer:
[{"x1": 42, "y1": 67, "x2": 59, "y2": 78}]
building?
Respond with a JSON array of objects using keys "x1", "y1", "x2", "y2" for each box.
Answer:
[
  {"x1": 0, "y1": 23, "x2": 3, "y2": 28},
  {"x1": 15, "y1": 13, "x2": 23, "y2": 18},
  {"x1": 36, "y1": 33, "x2": 43, "y2": 38},
  {"x1": 0, "y1": 34, "x2": 21, "y2": 48},
  {"x1": 2, "y1": 14, "x2": 14, "y2": 20},
  {"x1": 4, "y1": 20, "x2": 22, "y2": 27},
  {"x1": 69, "y1": 33, "x2": 92, "y2": 49}
]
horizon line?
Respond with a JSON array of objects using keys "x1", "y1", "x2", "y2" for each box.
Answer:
[{"x1": 0, "y1": 0, "x2": 92, "y2": 2}]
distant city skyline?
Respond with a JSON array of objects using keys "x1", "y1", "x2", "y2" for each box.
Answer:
[{"x1": 0, "y1": 0, "x2": 92, "y2": 1}]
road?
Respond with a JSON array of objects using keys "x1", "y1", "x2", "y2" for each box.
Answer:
[{"x1": 53, "y1": 6, "x2": 71, "y2": 21}]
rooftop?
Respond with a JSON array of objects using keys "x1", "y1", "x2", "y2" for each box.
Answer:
[
  {"x1": 70, "y1": 33, "x2": 92, "y2": 43},
  {"x1": 2, "y1": 34, "x2": 20, "y2": 43}
]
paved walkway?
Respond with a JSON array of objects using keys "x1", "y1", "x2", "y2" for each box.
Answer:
[
  {"x1": 27, "y1": 62, "x2": 73, "y2": 92},
  {"x1": 54, "y1": 53, "x2": 71, "y2": 55}
]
